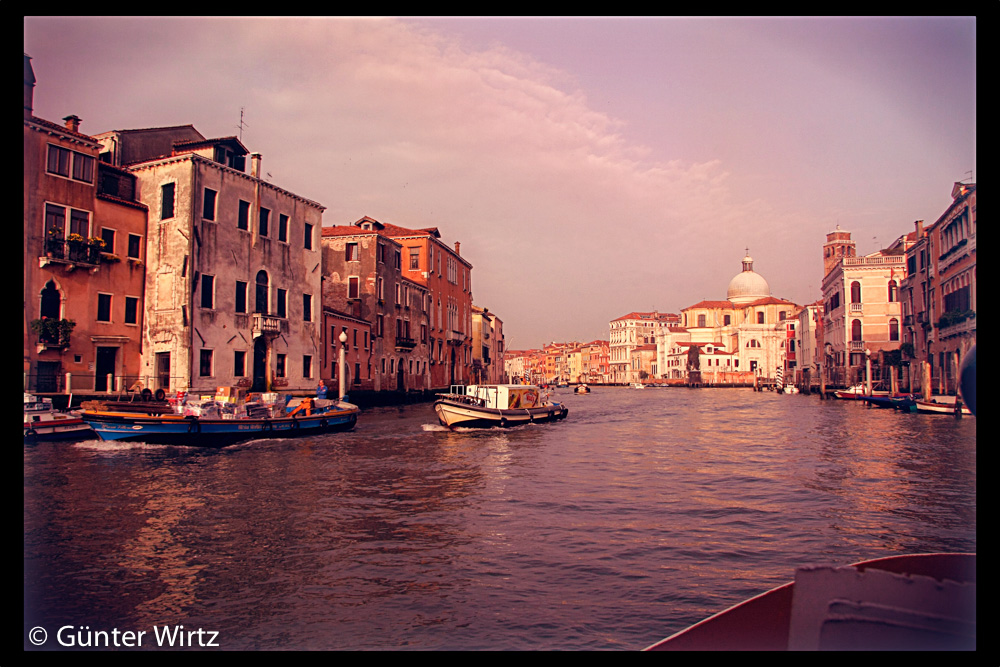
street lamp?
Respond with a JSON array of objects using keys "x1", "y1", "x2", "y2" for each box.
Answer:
[{"x1": 338, "y1": 330, "x2": 348, "y2": 401}]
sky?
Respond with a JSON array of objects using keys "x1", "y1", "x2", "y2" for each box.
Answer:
[{"x1": 24, "y1": 16, "x2": 976, "y2": 350}]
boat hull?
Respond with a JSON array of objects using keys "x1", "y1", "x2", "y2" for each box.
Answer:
[
  {"x1": 24, "y1": 416, "x2": 93, "y2": 442},
  {"x1": 645, "y1": 553, "x2": 976, "y2": 651},
  {"x1": 915, "y1": 399, "x2": 972, "y2": 416},
  {"x1": 434, "y1": 398, "x2": 568, "y2": 429},
  {"x1": 82, "y1": 405, "x2": 359, "y2": 447}
]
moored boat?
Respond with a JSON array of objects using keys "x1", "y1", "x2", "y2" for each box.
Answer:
[
  {"x1": 631, "y1": 382, "x2": 646, "y2": 389},
  {"x1": 914, "y1": 397, "x2": 973, "y2": 416},
  {"x1": 575, "y1": 384, "x2": 591, "y2": 394},
  {"x1": 645, "y1": 552, "x2": 976, "y2": 651},
  {"x1": 434, "y1": 384, "x2": 568, "y2": 429},
  {"x1": 833, "y1": 383, "x2": 889, "y2": 400},
  {"x1": 81, "y1": 394, "x2": 359, "y2": 447},
  {"x1": 24, "y1": 393, "x2": 94, "y2": 442}
]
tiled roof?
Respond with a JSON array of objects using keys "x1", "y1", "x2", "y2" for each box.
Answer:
[
  {"x1": 25, "y1": 115, "x2": 101, "y2": 146},
  {"x1": 684, "y1": 300, "x2": 734, "y2": 310}
]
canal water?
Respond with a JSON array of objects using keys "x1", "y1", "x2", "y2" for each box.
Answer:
[{"x1": 24, "y1": 388, "x2": 976, "y2": 650}]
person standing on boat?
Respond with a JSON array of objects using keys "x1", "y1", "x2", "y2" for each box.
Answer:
[{"x1": 316, "y1": 379, "x2": 328, "y2": 399}]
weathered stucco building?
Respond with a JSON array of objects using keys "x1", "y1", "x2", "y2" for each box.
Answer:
[{"x1": 95, "y1": 126, "x2": 325, "y2": 394}]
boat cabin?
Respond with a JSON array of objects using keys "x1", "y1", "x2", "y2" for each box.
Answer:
[{"x1": 451, "y1": 385, "x2": 544, "y2": 410}]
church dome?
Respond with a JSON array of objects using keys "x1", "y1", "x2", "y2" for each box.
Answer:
[{"x1": 727, "y1": 253, "x2": 770, "y2": 306}]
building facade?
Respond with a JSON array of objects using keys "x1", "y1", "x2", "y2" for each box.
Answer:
[
  {"x1": 24, "y1": 55, "x2": 148, "y2": 396},
  {"x1": 609, "y1": 311, "x2": 680, "y2": 383},
  {"x1": 821, "y1": 229, "x2": 911, "y2": 386},
  {"x1": 95, "y1": 126, "x2": 326, "y2": 394}
]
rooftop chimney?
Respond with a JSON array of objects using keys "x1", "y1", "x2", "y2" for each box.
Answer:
[
  {"x1": 24, "y1": 54, "x2": 35, "y2": 119},
  {"x1": 63, "y1": 115, "x2": 81, "y2": 133},
  {"x1": 454, "y1": 241, "x2": 461, "y2": 255},
  {"x1": 250, "y1": 153, "x2": 262, "y2": 179}
]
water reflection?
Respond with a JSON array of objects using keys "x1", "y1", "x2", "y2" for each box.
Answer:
[{"x1": 24, "y1": 388, "x2": 974, "y2": 650}]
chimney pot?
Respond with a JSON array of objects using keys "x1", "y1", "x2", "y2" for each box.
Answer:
[
  {"x1": 63, "y1": 115, "x2": 81, "y2": 132},
  {"x1": 455, "y1": 241, "x2": 461, "y2": 255},
  {"x1": 250, "y1": 153, "x2": 262, "y2": 178}
]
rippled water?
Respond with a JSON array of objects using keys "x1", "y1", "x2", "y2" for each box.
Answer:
[{"x1": 24, "y1": 388, "x2": 976, "y2": 650}]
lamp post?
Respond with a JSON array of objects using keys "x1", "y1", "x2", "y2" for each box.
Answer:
[{"x1": 338, "y1": 330, "x2": 348, "y2": 401}]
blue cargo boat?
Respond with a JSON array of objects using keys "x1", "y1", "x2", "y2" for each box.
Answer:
[{"x1": 81, "y1": 397, "x2": 359, "y2": 447}]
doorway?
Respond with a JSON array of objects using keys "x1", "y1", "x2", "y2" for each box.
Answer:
[
  {"x1": 156, "y1": 352, "x2": 171, "y2": 390},
  {"x1": 95, "y1": 346, "x2": 117, "y2": 391},
  {"x1": 253, "y1": 337, "x2": 268, "y2": 392}
]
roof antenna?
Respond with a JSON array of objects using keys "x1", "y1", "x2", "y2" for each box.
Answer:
[{"x1": 237, "y1": 107, "x2": 248, "y2": 142}]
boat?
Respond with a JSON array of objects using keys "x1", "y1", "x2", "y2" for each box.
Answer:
[
  {"x1": 80, "y1": 394, "x2": 359, "y2": 447},
  {"x1": 914, "y1": 397, "x2": 973, "y2": 416},
  {"x1": 24, "y1": 393, "x2": 93, "y2": 442},
  {"x1": 862, "y1": 393, "x2": 915, "y2": 409},
  {"x1": 645, "y1": 552, "x2": 976, "y2": 651},
  {"x1": 575, "y1": 384, "x2": 591, "y2": 394},
  {"x1": 631, "y1": 382, "x2": 646, "y2": 389},
  {"x1": 434, "y1": 384, "x2": 568, "y2": 429},
  {"x1": 833, "y1": 383, "x2": 889, "y2": 400}
]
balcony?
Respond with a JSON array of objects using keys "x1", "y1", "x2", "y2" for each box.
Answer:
[
  {"x1": 446, "y1": 330, "x2": 465, "y2": 346},
  {"x1": 40, "y1": 238, "x2": 102, "y2": 272},
  {"x1": 849, "y1": 303, "x2": 863, "y2": 313},
  {"x1": 252, "y1": 313, "x2": 281, "y2": 339},
  {"x1": 395, "y1": 336, "x2": 417, "y2": 351}
]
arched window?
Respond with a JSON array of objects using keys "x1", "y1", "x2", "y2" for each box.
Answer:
[
  {"x1": 889, "y1": 318, "x2": 899, "y2": 341},
  {"x1": 888, "y1": 280, "x2": 898, "y2": 302},
  {"x1": 40, "y1": 280, "x2": 61, "y2": 319},
  {"x1": 851, "y1": 319, "x2": 862, "y2": 342},
  {"x1": 697, "y1": 314, "x2": 706, "y2": 327},
  {"x1": 255, "y1": 270, "x2": 269, "y2": 314},
  {"x1": 757, "y1": 311, "x2": 765, "y2": 324},
  {"x1": 851, "y1": 281, "x2": 862, "y2": 303}
]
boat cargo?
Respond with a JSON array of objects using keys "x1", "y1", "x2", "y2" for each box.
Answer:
[{"x1": 434, "y1": 384, "x2": 568, "y2": 429}]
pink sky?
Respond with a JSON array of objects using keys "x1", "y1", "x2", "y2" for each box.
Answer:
[{"x1": 24, "y1": 16, "x2": 976, "y2": 349}]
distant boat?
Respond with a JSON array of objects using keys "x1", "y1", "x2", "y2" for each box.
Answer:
[
  {"x1": 631, "y1": 382, "x2": 646, "y2": 389},
  {"x1": 575, "y1": 384, "x2": 591, "y2": 394},
  {"x1": 434, "y1": 384, "x2": 568, "y2": 429}
]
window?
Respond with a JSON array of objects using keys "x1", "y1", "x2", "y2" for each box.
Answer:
[
  {"x1": 200, "y1": 349, "x2": 213, "y2": 377},
  {"x1": 200, "y1": 274, "x2": 214, "y2": 309},
  {"x1": 235, "y1": 281, "x2": 247, "y2": 313},
  {"x1": 409, "y1": 248, "x2": 419, "y2": 270},
  {"x1": 724, "y1": 315, "x2": 731, "y2": 326},
  {"x1": 124, "y1": 296, "x2": 138, "y2": 325},
  {"x1": 203, "y1": 188, "x2": 217, "y2": 221},
  {"x1": 888, "y1": 280, "x2": 898, "y2": 303},
  {"x1": 70, "y1": 209, "x2": 90, "y2": 237},
  {"x1": 276, "y1": 288, "x2": 287, "y2": 318},
  {"x1": 259, "y1": 207, "x2": 270, "y2": 237},
  {"x1": 303, "y1": 294, "x2": 312, "y2": 322},
  {"x1": 238, "y1": 200, "x2": 250, "y2": 230},
  {"x1": 101, "y1": 228, "x2": 115, "y2": 254},
  {"x1": 851, "y1": 319, "x2": 863, "y2": 342},
  {"x1": 278, "y1": 214, "x2": 288, "y2": 242},
  {"x1": 757, "y1": 311, "x2": 765, "y2": 324},
  {"x1": 276, "y1": 354, "x2": 286, "y2": 378},
  {"x1": 44, "y1": 204, "x2": 66, "y2": 237},
  {"x1": 851, "y1": 281, "x2": 862, "y2": 303},
  {"x1": 161, "y1": 183, "x2": 175, "y2": 220},
  {"x1": 46, "y1": 145, "x2": 70, "y2": 177},
  {"x1": 346, "y1": 243, "x2": 359, "y2": 261},
  {"x1": 348, "y1": 276, "x2": 360, "y2": 300},
  {"x1": 889, "y1": 318, "x2": 900, "y2": 342},
  {"x1": 303, "y1": 355, "x2": 313, "y2": 379},
  {"x1": 128, "y1": 234, "x2": 142, "y2": 259},
  {"x1": 234, "y1": 351, "x2": 246, "y2": 377},
  {"x1": 72, "y1": 154, "x2": 94, "y2": 183},
  {"x1": 255, "y1": 271, "x2": 269, "y2": 314},
  {"x1": 97, "y1": 293, "x2": 112, "y2": 322},
  {"x1": 697, "y1": 314, "x2": 706, "y2": 327},
  {"x1": 304, "y1": 222, "x2": 313, "y2": 250}
]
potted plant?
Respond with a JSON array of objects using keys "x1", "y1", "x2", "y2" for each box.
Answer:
[
  {"x1": 87, "y1": 236, "x2": 107, "y2": 263},
  {"x1": 46, "y1": 227, "x2": 65, "y2": 258},
  {"x1": 67, "y1": 233, "x2": 88, "y2": 262},
  {"x1": 30, "y1": 317, "x2": 76, "y2": 347}
]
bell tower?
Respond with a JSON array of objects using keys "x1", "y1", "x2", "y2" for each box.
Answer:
[{"x1": 823, "y1": 226, "x2": 856, "y2": 278}]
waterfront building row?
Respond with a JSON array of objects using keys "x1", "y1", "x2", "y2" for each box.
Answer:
[
  {"x1": 23, "y1": 55, "x2": 504, "y2": 397},
  {"x1": 505, "y1": 340, "x2": 610, "y2": 385}
]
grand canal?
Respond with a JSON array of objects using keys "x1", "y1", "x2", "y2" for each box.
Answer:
[{"x1": 24, "y1": 387, "x2": 976, "y2": 650}]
